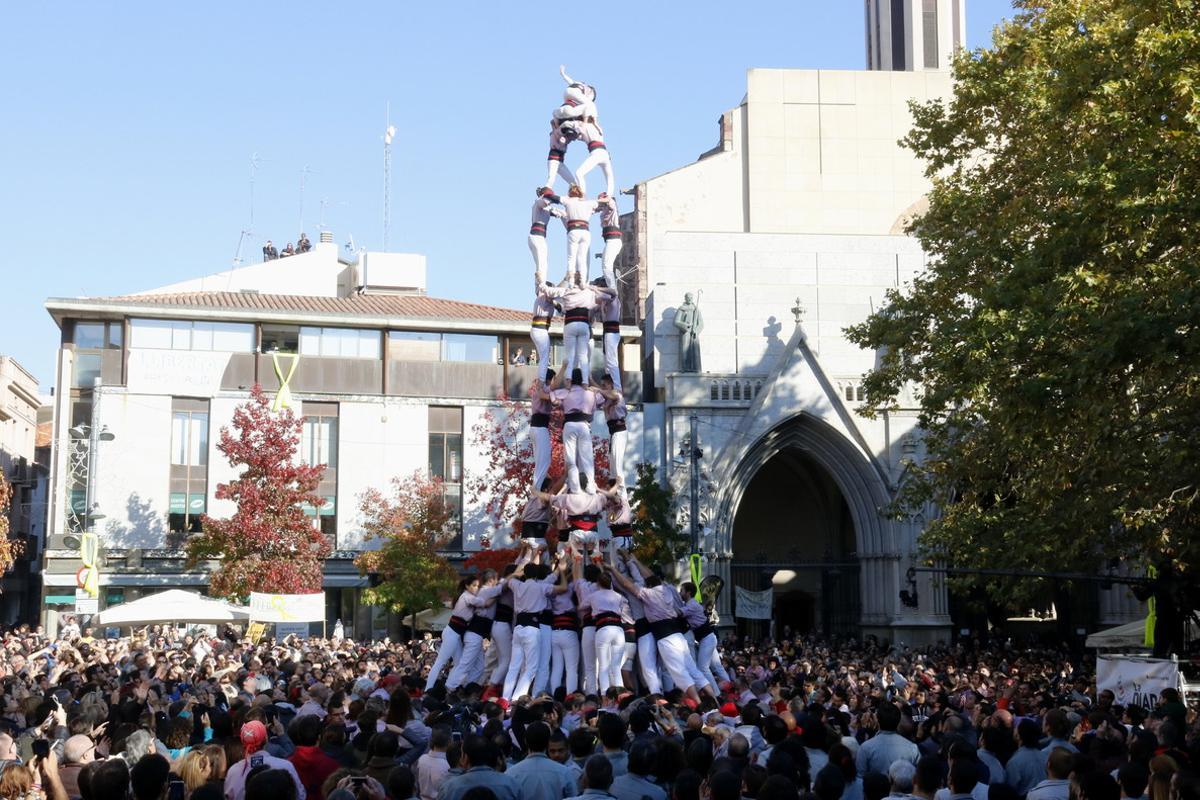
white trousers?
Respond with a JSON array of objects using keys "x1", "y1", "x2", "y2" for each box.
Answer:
[
  {"x1": 638, "y1": 632, "x2": 662, "y2": 694},
  {"x1": 622, "y1": 640, "x2": 637, "y2": 671},
  {"x1": 681, "y1": 638, "x2": 710, "y2": 689},
  {"x1": 575, "y1": 151, "x2": 615, "y2": 198},
  {"x1": 601, "y1": 236, "x2": 621, "y2": 289},
  {"x1": 528, "y1": 234, "x2": 549, "y2": 288},
  {"x1": 566, "y1": 229, "x2": 591, "y2": 286},
  {"x1": 595, "y1": 625, "x2": 626, "y2": 693},
  {"x1": 532, "y1": 623, "x2": 553, "y2": 695},
  {"x1": 488, "y1": 621, "x2": 512, "y2": 686},
  {"x1": 603, "y1": 332, "x2": 621, "y2": 390},
  {"x1": 562, "y1": 420, "x2": 594, "y2": 494},
  {"x1": 696, "y1": 632, "x2": 722, "y2": 694},
  {"x1": 425, "y1": 628, "x2": 463, "y2": 690},
  {"x1": 563, "y1": 321, "x2": 591, "y2": 380},
  {"x1": 656, "y1": 632, "x2": 697, "y2": 691},
  {"x1": 551, "y1": 629, "x2": 581, "y2": 694},
  {"x1": 581, "y1": 625, "x2": 598, "y2": 695},
  {"x1": 503, "y1": 624, "x2": 541, "y2": 700},
  {"x1": 609, "y1": 428, "x2": 627, "y2": 486},
  {"x1": 447, "y1": 630, "x2": 486, "y2": 689},
  {"x1": 532, "y1": 425, "x2": 552, "y2": 490},
  {"x1": 530, "y1": 328, "x2": 551, "y2": 383},
  {"x1": 545, "y1": 152, "x2": 576, "y2": 191}
]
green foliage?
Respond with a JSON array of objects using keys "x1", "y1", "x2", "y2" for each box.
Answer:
[
  {"x1": 354, "y1": 473, "x2": 459, "y2": 619},
  {"x1": 629, "y1": 462, "x2": 690, "y2": 568},
  {"x1": 846, "y1": 0, "x2": 1200, "y2": 604}
]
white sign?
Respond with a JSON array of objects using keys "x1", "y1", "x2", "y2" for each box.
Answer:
[
  {"x1": 275, "y1": 622, "x2": 310, "y2": 639},
  {"x1": 126, "y1": 350, "x2": 232, "y2": 396},
  {"x1": 1097, "y1": 656, "x2": 1180, "y2": 711},
  {"x1": 74, "y1": 590, "x2": 98, "y2": 615},
  {"x1": 248, "y1": 592, "x2": 325, "y2": 623},
  {"x1": 734, "y1": 586, "x2": 774, "y2": 620}
]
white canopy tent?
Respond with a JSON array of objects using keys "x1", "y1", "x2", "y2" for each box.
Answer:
[
  {"x1": 1086, "y1": 618, "x2": 1199, "y2": 650},
  {"x1": 414, "y1": 606, "x2": 453, "y2": 632},
  {"x1": 96, "y1": 589, "x2": 250, "y2": 627}
]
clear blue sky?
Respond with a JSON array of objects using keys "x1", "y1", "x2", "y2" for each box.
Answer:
[{"x1": 0, "y1": 1, "x2": 1016, "y2": 388}]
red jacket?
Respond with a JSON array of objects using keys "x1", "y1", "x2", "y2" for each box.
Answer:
[{"x1": 289, "y1": 745, "x2": 341, "y2": 800}]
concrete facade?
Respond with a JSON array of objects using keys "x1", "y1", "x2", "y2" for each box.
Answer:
[
  {"x1": 41, "y1": 246, "x2": 646, "y2": 638},
  {"x1": 0, "y1": 356, "x2": 46, "y2": 623}
]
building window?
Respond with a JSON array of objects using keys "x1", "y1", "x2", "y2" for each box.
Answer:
[
  {"x1": 171, "y1": 410, "x2": 209, "y2": 466},
  {"x1": 429, "y1": 406, "x2": 463, "y2": 540},
  {"x1": 388, "y1": 332, "x2": 500, "y2": 364},
  {"x1": 891, "y1": 0, "x2": 906, "y2": 70},
  {"x1": 169, "y1": 492, "x2": 207, "y2": 534},
  {"x1": 299, "y1": 327, "x2": 381, "y2": 359},
  {"x1": 922, "y1": 0, "x2": 939, "y2": 68},
  {"x1": 301, "y1": 402, "x2": 339, "y2": 546},
  {"x1": 131, "y1": 319, "x2": 255, "y2": 352},
  {"x1": 261, "y1": 324, "x2": 300, "y2": 354},
  {"x1": 302, "y1": 415, "x2": 338, "y2": 468},
  {"x1": 71, "y1": 320, "x2": 123, "y2": 349},
  {"x1": 169, "y1": 399, "x2": 209, "y2": 535}
]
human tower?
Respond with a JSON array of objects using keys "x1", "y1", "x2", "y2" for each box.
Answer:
[{"x1": 423, "y1": 69, "x2": 726, "y2": 705}]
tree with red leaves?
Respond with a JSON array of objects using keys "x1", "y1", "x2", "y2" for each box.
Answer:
[
  {"x1": 354, "y1": 472, "x2": 459, "y2": 631},
  {"x1": 466, "y1": 389, "x2": 610, "y2": 548},
  {"x1": 185, "y1": 385, "x2": 331, "y2": 599},
  {"x1": 0, "y1": 473, "x2": 23, "y2": 582}
]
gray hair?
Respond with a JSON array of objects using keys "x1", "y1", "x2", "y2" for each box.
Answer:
[
  {"x1": 122, "y1": 729, "x2": 155, "y2": 762},
  {"x1": 889, "y1": 760, "x2": 916, "y2": 793}
]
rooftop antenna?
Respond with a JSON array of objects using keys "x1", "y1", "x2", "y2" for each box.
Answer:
[
  {"x1": 232, "y1": 152, "x2": 266, "y2": 267},
  {"x1": 319, "y1": 197, "x2": 349, "y2": 230},
  {"x1": 383, "y1": 103, "x2": 397, "y2": 251},
  {"x1": 298, "y1": 164, "x2": 318, "y2": 235}
]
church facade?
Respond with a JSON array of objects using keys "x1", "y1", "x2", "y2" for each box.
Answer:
[{"x1": 621, "y1": 67, "x2": 1142, "y2": 643}]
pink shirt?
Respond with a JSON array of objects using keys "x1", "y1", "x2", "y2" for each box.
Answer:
[
  {"x1": 473, "y1": 584, "x2": 504, "y2": 621},
  {"x1": 555, "y1": 285, "x2": 604, "y2": 313},
  {"x1": 562, "y1": 196, "x2": 601, "y2": 225},
  {"x1": 549, "y1": 581, "x2": 577, "y2": 614},
  {"x1": 550, "y1": 492, "x2": 607, "y2": 517},
  {"x1": 636, "y1": 585, "x2": 681, "y2": 623},
  {"x1": 603, "y1": 395, "x2": 626, "y2": 423},
  {"x1": 553, "y1": 385, "x2": 602, "y2": 416},
  {"x1": 507, "y1": 575, "x2": 556, "y2": 615},
  {"x1": 607, "y1": 493, "x2": 632, "y2": 526}
]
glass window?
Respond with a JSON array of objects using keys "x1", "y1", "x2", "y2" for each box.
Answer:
[
  {"x1": 74, "y1": 323, "x2": 107, "y2": 349},
  {"x1": 262, "y1": 325, "x2": 300, "y2": 354},
  {"x1": 428, "y1": 433, "x2": 446, "y2": 480},
  {"x1": 130, "y1": 319, "x2": 174, "y2": 349},
  {"x1": 130, "y1": 319, "x2": 253, "y2": 352},
  {"x1": 922, "y1": 0, "x2": 939, "y2": 68},
  {"x1": 388, "y1": 331, "x2": 499, "y2": 363},
  {"x1": 171, "y1": 411, "x2": 209, "y2": 466},
  {"x1": 299, "y1": 327, "x2": 380, "y2": 359},
  {"x1": 169, "y1": 492, "x2": 206, "y2": 534},
  {"x1": 72, "y1": 354, "x2": 102, "y2": 389},
  {"x1": 107, "y1": 323, "x2": 124, "y2": 348},
  {"x1": 302, "y1": 417, "x2": 338, "y2": 468}
]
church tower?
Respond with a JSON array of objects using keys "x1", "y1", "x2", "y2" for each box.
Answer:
[{"x1": 865, "y1": 0, "x2": 966, "y2": 71}]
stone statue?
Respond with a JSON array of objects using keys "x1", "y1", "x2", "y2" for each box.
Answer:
[{"x1": 674, "y1": 292, "x2": 704, "y2": 372}]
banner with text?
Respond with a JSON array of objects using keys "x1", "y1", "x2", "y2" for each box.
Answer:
[
  {"x1": 734, "y1": 586, "x2": 774, "y2": 620},
  {"x1": 248, "y1": 592, "x2": 325, "y2": 623},
  {"x1": 1097, "y1": 656, "x2": 1179, "y2": 711}
]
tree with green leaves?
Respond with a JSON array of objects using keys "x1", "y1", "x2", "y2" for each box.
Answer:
[
  {"x1": 629, "y1": 462, "x2": 690, "y2": 567},
  {"x1": 846, "y1": 0, "x2": 1200, "y2": 653},
  {"x1": 354, "y1": 472, "x2": 459, "y2": 632}
]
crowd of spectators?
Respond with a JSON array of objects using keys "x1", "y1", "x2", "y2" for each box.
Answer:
[
  {"x1": 263, "y1": 234, "x2": 312, "y2": 261},
  {"x1": 0, "y1": 621, "x2": 1195, "y2": 800}
]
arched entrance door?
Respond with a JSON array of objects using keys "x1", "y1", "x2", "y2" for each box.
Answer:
[{"x1": 729, "y1": 448, "x2": 859, "y2": 640}]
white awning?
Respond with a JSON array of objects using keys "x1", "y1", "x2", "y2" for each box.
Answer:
[{"x1": 96, "y1": 589, "x2": 250, "y2": 626}]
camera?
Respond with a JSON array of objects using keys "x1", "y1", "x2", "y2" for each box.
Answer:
[{"x1": 32, "y1": 739, "x2": 50, "y2": 759}]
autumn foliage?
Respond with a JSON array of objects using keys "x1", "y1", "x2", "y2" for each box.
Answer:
[
  {"x1": 185, "y1": 385, "x2": 331, "y2": 599},
  {"x1": 0, "y1": 473, "x2": 23, "y2": 580},
  {"x1": 466, "y1": 391, "x2": 609, "y2": 548},
  {"x1": 354, "y1": 472, "x2": 459, "y2": 618}
]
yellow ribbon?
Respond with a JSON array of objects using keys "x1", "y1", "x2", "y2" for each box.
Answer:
[
  {"x1": 690, "y1": 553, "x2": 704, "y2": 603},
  {"x1": 270, "y1": 595, "x2": 295, "y2": 621},
  {"x1": 271, "y1": 353, "x2": 300, "y2": 411},
  {"x1": 80, "y1": 532, "x2": 99, "y2": 599},
  {"x1": 1144, "y1": 565, "x2": 1157, "y2": 648}
]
